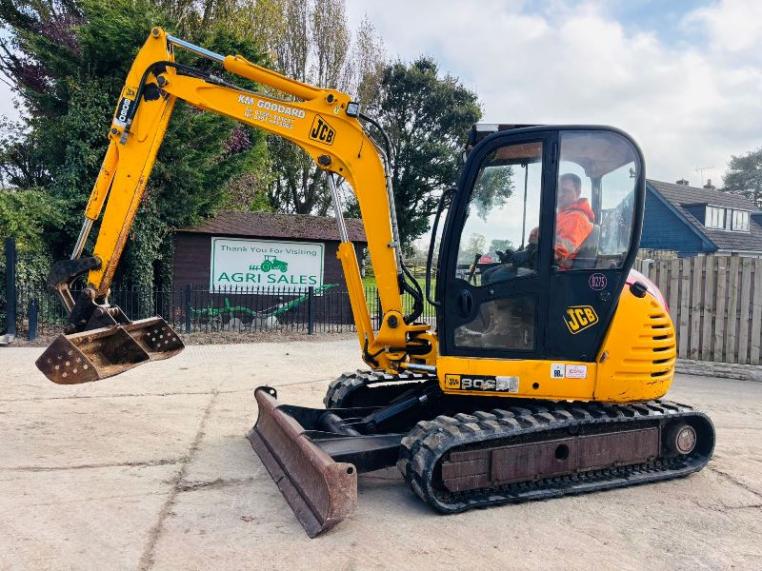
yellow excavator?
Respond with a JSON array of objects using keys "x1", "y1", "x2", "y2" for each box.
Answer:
[{"x1": 37, "y1": 29, "x2": 715, "y2": 537}]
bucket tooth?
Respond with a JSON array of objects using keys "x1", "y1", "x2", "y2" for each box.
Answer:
[
  {"x1": 248, "y1": 387, "x2": 358, "y2": 537},
  {"x1": 36, "y1": 326, "x2": 149, "y2": 384}
]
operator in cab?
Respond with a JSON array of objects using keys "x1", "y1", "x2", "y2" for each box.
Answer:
[
  {"x1": 484, "y1": 172, "x2": 595, "y2": 284},
  {"x1": 553, "y1": 172, "x2": 595, "y2": 269}
]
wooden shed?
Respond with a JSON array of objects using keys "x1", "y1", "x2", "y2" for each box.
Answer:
[
  {"x1": 173, "y1": 210, "x2": 366, "y2": 290},
  {"x1": 172, "y1": 211, "x2": 367, "y2": 328}
]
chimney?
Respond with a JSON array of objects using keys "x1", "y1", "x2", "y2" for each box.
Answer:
[
  {"x1": 676, "y1": 178, "x2": 689, "y2": 186},
  {"x1": 703, "y1": 179, "x2": 716, "y2": 191}
]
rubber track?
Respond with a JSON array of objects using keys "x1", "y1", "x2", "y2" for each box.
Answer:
[
  {"x1": 324, "y1": 370, "x2": 437, "y2": 408},
  {"x1": 397, "y1": 400, "x2": 714, "y2": 513}
]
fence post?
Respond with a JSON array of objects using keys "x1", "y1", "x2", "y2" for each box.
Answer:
[
  {"x1": 28, "y1": 298, "x2": 38, "y2": 341},
  {"x1": 184, "y1": 284, "x2": 192, "y2": 334},
  {"x1": 4, "y1": 237, "x2": 17, "y2": 337},
  {"x1": 307, "y1": 286, "x2": 314, "y2": 335},
  {"x1": 375, "y1": 288, "x2": 382, "y2": 329}
]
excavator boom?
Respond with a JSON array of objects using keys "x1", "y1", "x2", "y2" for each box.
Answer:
[{"x1": 38, "y1": 28, "x2": 433, "y2": 384}]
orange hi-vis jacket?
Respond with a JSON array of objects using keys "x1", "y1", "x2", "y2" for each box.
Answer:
[{"x1": 555, "y1": 198, "x2": 595, "y2": 267}]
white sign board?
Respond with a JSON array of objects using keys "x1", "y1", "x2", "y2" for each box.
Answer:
[{"x1": 209, "y1": 237, "x2": 324, "y2": 293}]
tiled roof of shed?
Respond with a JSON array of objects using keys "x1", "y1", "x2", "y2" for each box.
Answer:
[{"x1": 178, "y1": 210, "x2": 367, "y2": 243}]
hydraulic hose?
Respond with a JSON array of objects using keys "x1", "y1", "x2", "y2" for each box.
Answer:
[{"x1": 359, "y1": 113, "x2": 424, "y2": 323}]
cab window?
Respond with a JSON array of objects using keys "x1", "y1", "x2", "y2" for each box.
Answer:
[
  {"x1": 555, "y1": 131, "x2": 640, "y2": 270},
  {"x1": 454, "y1": 141, "x2": 543, "y2": 286}
]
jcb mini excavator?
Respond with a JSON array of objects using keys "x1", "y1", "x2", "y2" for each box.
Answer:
[{"x1": 37, "y1": 29, "x2": 715, "y2": 537}]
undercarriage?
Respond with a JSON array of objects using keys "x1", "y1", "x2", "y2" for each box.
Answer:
[{"x1": 249, "y1": 372, "x2": 715, "y2": 537}]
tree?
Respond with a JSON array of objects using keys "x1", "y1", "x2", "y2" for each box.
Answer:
[
  {"x1": 0, "y1": 189, "x2": 65, "y2": 293},
  {"x1": 0, "y1": 0, "x2": 270, "y2": 290},
  {"x1": 723, "y1": 147, "x2": 762, "y2": 207},
  {"x1": 471, "y1": 163, "x2": 514, "y2": 220},
  {"x1": 489, "y1": 239, "x2": 513, "y2": 255},
  {"x1": 0, "y1": 118, "x2": 49, "y2": 189},
  {"x1": 463, "y1": 233, "x2": 486, "y2": 260},
  {"x1": 236, "y1": 0, "x2": 385, "y2": 214},
  {"x1": 362, "y1": 57, "x2": 482, "y2": 249}
]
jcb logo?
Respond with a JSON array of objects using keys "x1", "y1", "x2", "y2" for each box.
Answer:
[
  {"x1": 445, "y1": 374, "x2": 460, "y2": 389},
  {"x1": 310, "y1": 115, "x2": 335, "y2": 144},
  {"x1": 563, "y1": 305, "x2": 599, "y2": 334}
]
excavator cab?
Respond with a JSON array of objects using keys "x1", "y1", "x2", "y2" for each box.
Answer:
[{"x1": 437, "y1": 126, "x2": 644, "y2": 365}]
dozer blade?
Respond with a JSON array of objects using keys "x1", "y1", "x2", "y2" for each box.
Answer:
[
  {"x1": 248, "y1": 387, "x2": 358, "y2": 537},
  {"x1": 36, "y1": 317, "x2": 184, "y2": 384}
]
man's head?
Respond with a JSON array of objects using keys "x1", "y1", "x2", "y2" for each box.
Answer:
[{"x1": 558, "y1": 173, "x2": 582, "y2": 209}]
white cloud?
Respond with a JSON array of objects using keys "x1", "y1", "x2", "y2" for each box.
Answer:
[
  {"x1": 687, "y1": 0, "x2": 762, "y2": 58},
  {"x1": 2, "y1": 1, "x2": 760, "y2": 189},
  {"x1": 346, "y1": 0, "x2": 762, "y2": 187}
]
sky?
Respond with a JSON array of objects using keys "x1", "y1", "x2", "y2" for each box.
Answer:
[
  {"x1": 342, "y1": 0, "x2": 762, "y2": 188},
  {"x1": 1, "y1": 0, "x2": 761, "y2": 188}
]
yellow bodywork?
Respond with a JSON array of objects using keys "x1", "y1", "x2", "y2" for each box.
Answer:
[
  {"x1": 71, "y1": 28, "x2": 676, "y2": 403},
  {"x1": 438, "y1": 287, "x2": 676, "y2": 403}
]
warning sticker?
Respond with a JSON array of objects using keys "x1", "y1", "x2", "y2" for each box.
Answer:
[
  {"x1": 551, "y1": 363, "x2": 588, "y2": 379},
  {"x1": 565, "y1": 364, "x2": 588, "y2": 379}
]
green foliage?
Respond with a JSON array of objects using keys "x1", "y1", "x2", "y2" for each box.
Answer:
[
  {"x1": 0, "y1": 117, "x2": 49, "y2": 188},
  {"x1": 47, "y1": 79, "x2": 116, "y2": 222},
  {"x1": 363, "y1": 57, "x2": 483, "y2": 249},
  {"x1": 471, "y1": 163, "x2": 514, "y2": 219},
  {"x1": 0, "y1": 0, "x2": 271, "y2": 290},
  {"x1": 0, "y1": 189, "x2": 65, "y2": 285},
  {"x1": 723, "y1": 147, "x2": 762, "y2": 207},
  {"x1": 0, "y1": 189, "x2": 63, "y2": 252}
]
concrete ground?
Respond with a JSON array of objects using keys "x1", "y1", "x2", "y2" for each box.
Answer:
[{"x1": 1, "y1": 340, "x2": 761, "y2": 571}]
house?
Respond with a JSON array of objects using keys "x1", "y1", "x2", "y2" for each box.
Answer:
[{"x1": 641, "y1": 179, "x2": 762, "y2": 257}]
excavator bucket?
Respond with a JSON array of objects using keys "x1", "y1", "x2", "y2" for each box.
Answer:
[
  {"x1": 248, "y1": 387, "x2": 358, "y2": 537},
  {"x1": 36, "y1": 317, "x2": 184, "y2": 384}
]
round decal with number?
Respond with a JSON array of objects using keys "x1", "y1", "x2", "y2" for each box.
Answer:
[{"x1": 588, "y1": 273, "x2": 608, "y2": 291}]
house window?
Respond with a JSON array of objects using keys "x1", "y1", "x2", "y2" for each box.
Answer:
[
  {"x1": 732, "y1": 210, "x2": 750, "y2": 231},
  {"x1": 706, "y1": 206, "x2": 725, "y2": 229},
  {"x1": 705, "y1": 207, "x2": 750, "y2": 232}
]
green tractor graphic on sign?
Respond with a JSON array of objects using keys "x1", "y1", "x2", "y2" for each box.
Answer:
[{"x1": 259, "y1": 255, "x2": 288, "y2": 273}]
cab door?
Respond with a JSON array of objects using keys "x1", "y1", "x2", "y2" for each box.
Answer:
[
  {"x1": 437, "y1": 129, "x2": 557, "y2": 358},
  {"x1": 437, "y1": 126, "x2": 645, "y2": 362},
  {"x1": 544, "y1": 129, "x2": 645, "y2": 361}
]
